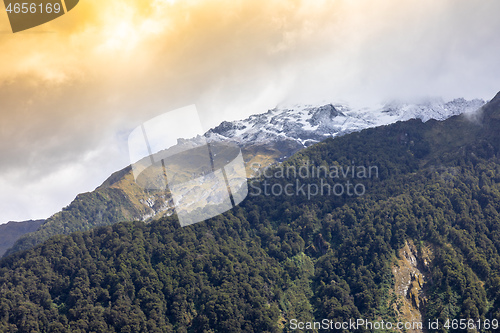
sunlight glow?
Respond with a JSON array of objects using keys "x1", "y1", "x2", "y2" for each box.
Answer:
[{"x1": 98, "y1": 3, "x2": 170, "y2": 54}]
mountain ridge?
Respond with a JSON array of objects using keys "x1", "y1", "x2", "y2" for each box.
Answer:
[
  {"x1": 0, "y1": 91, "x2": 499, "y2": 331},
  {"x1": 206, "y1": 97, "x2": 485, "y2": 149},
  {"x1": 0, "y1": 220, "x2": 44, "y2": 257},
  {"x1": 2, "y1": 97, "x2": 486, "y2": 257}
]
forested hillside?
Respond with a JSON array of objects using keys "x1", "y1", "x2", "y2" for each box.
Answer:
[
  {"x1": 1, "y1": 93, "x2": 500, "y2": 332},
  {"x1": 4, "y1": 141, "x2": 293, "y2": 257}
]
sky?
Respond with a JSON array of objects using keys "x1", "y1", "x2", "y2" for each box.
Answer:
[{"x1": 1, "y1": 0, "x2": 500, "y2": 224}]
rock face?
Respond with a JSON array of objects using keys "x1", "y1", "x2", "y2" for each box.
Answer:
[
  {"x1": 392, "y1": 240, "x2": 432, "y2": 333},
  {"x1": 408, "y1": 272, "x2": 425, "y2": 310}
]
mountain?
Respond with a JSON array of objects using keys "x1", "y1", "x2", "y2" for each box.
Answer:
[
  {"x1": 206, "y1": 97, "x2": 485, "y2": 149},
  {"x1": 0, "y1": 220, "x2": 44, "y2": 256},
  {"x1": 0, "y1": 92, "x2": 499, "y2": 332},
  {"x1": 3, "y1": 97, "x2": 485, "y2": 256}
]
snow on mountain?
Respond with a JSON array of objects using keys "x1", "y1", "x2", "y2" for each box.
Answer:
[{"x1": 205, "y1": 98, "x2": 486, "y2": 148}]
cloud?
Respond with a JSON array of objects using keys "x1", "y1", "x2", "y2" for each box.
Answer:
[{"x1": 1, "y1": 0, "x2": 500, "y2": 222}]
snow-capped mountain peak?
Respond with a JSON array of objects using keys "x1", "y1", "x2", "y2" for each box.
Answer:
[{"x1": 206, "y1": 98, "x2": 486, "y2": 148}]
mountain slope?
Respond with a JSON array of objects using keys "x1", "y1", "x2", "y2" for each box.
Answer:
[
  {"x1": 0, "y1": 220, "x2": 44, "y2": 256},
  {"x1": 0, "y1": 92, "x2": 499, "y2": 332},
  {"x1": 4, "y1": 98, "x2": 485, "y2": 256}
]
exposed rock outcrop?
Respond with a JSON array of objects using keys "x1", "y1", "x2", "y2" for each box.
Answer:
[{"x1": 392, "y1": 240, "x2": 432, "y2": 332}]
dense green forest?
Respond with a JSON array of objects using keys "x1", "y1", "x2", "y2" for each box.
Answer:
[{"x1": 1, "y1": 93, "x2": 500, "y2": 332}]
